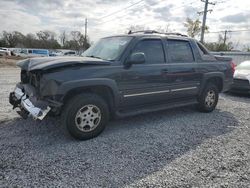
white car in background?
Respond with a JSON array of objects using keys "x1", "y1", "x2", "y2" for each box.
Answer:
[
  {"x1": 230, "y1": 61, "x2": 250, "y2": 94},
  {"x1": 18, "y1": 49, "x2": 49, "y2": 57},
  {"x1": 63, "y1": 50, "x2": 77, "y2": 56},
  {"x1": 0, "y1": 48, "x2": 11, "y2": 56},
  {"x1": 50, "y1": 50, "x2": 77, "y2": 57},
  {"x1": 0, "y1": 49, "x2": 6, "y2": 56}
]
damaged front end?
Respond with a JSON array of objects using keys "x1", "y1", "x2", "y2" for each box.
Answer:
[
  {"x1": 9, "y1": 61, "x2": 62, "y2": 120},
  {"x1": 10, "y1": 56, "x2": 105, "y2": 120},
  {"x1": 9, "y1": 84, "x2": 51, "y2": 120}
]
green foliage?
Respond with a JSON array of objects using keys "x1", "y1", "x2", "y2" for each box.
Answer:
[
  {"x1": 0, "y1": 39, "x2": 7, "y2": 47},
  {"x1": 204, "y1": 34, "x2": 233, "y2": 51},
  {"x1": 2, "y1": 31, "x2": 25, "y2": 47},
  {"x1": 184, "y1": 18, "x2": 208, "y2": 38},
  {"x1": 0, "y1": 30, "x2": 90, "y2": 51},
  {"x1": 64, "y1": 31, "x2": 90, "y2": 51},
  {"x1": 204, "y1": 42, "x2": 233, "y2": 51},
  {"x1": 243, "y1": 45, "x2": 250, "y2": 52}
]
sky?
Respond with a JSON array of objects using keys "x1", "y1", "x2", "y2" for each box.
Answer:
[{"x1": 0, "y1": 0, "x2": 250, "y2": 48}]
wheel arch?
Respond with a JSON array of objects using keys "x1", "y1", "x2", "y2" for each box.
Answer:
[
  {"x1": 59, "y1": 79, "x2": 120, "y2": 116},
  {"x1": 199, "y1": 72, "x2": 225, "y2": 94}
]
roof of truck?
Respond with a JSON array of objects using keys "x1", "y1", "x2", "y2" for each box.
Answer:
[{"x1": 105, "y1": 30, "x2": 193, "y2": 41}]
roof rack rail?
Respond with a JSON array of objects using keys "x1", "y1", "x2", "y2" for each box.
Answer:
[
  {"x1": 128, "y1": 30, "x2": 188, "y2": 37},
  {"x1": 164, "y1": 32, "x2": 188, "y2": 37},
  {"x1": 128, "y1": 30, "x2": 159, "y2": 34}
]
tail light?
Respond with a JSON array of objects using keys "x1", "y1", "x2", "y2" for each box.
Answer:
[{"x1": 230, "y1": 61, "x2": 236, "y2": 74}]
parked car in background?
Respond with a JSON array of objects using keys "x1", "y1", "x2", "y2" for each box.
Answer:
[
  {"x1": 0, "y1": 49, "x2": 6, "y2": 56},
  {"x1": 0, "y1": 47, "x2": 11, "y2": 56},
  {"x1": 63, "y1": 50, "x2": 77, "y2": 56},
  {"x1": 230, "y1": 61, "x2": 250, "y2": 94},
  {"x1": 49, "y1": 50, "x2": 77, "y2": 57},
  {"x1": 18, "y1": 49, "x2": 49, "y2": 57},
  {"x1": 49, "y1": 50, "x2": 62, "y2": 57}
]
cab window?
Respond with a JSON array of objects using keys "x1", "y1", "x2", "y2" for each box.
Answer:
[
  {"x1": 167, "y1": 40, "x2": 194, "y2": 63},
  {"x1": 132, "y1": 39, "x2": 165, "y2": 64},
  {"x1": 197, "y1": 42, "x2": 209, "y2": 55}
]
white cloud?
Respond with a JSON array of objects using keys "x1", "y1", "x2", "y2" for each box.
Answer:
[{"x1": 0, "y1": 0, "x2": 250, "y2": 47}]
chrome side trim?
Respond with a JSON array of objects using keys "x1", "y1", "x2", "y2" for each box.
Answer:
[
  {"x1": 171, "y1": 87, "x2": 197, "y2": 92},
  {"x1": 124, "y1": 89, "x2": 170, "y2": 97},
  {"x1": 123, "y1": 86, "x2": 197, "y2": 98}
]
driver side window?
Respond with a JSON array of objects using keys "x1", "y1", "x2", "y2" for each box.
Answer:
[{"x1": 132, "y1": 39, "x2": 165, "y2": 64}]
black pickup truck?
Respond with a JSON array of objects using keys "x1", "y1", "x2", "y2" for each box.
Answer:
[{"x1": 9, "y1": 30, "x2": 235, "y2": 140}]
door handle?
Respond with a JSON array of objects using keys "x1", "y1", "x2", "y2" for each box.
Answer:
[{"x1": 161, "y1": 69, "x2": 169, "y2": 73}]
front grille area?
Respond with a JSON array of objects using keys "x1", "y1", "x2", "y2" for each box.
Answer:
[
  {"x1": 29, "y1": 73, "x2": 40, "y2": 88},
  {"x1": 20, "y1": 70, "x2": 40, "y2": 88},
  {"x1": 21, "y1": 70, "x2": 29, "y2": 83}
]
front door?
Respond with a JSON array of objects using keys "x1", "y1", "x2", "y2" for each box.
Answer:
[{"x1": 117, "y1": 38, "x2": 171, "y2": 108}]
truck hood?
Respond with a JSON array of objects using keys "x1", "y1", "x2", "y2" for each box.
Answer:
[{"x1": 17, "y1": 56, "x2": 111, "y2": 71}]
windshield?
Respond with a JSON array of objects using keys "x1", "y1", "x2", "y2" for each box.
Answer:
[
  {"x1": 82, "y1": 36, "x2": 132, "y2": 61},
  {"x1": 237, "y1": 62, "x2": 250, "y2": 70}
]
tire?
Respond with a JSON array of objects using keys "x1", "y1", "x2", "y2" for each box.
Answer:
[
  {"x1": 62, "y1": 93, "x2": 109, "y2": 140},
  {"x1": 197, "y1": 83, "x2": 219, "y2": 113}
]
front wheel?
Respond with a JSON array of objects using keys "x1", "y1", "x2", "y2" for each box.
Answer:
[
  {"x1": 197, "y1": 83, "x2": 219, "y2": 113},
  {"x1": 62, "y1": 94, "x2": 109, "y2": 140}
]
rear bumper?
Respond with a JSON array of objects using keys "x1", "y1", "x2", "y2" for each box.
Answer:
[
  {"x1": 9, "y1": 86, "x2": 51, "y2": 120},
  {"x1": 222, "y1": 79, "x2": 234, "y2": 93},
  {"x1": 230, "y1": 79, "x2": 250, "y2": 94}
]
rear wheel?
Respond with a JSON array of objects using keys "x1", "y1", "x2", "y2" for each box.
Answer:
[
  {"x1": 62, "y1": 93, "x2": 109, "y2": 140},
  {"x1": 197, "y1": 83, "x2": 219, "y2": 112}
]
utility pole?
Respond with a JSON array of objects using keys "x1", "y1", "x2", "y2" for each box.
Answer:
[
  {"x1": 84, "y1": 18, "x2": 88, "y2": 40},
  {"x1": 200, "y1": 0, "x2": 215, "y2": 43},
  {"x1": 223, "y1": 30, "x2": 228, "y2": 45}
]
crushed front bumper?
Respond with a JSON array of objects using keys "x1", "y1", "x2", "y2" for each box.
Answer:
[{"x1": 9, "y1": 86, "x2": 51, "y2": 120}]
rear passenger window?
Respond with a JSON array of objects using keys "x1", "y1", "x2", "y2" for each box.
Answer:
[
  {"x1": 197, "y1": 42, "x2": 209, "y2": 55},
  {"x1": 132, "y1": 39, "x2": 165, "y2": 64},
  {"x1": 167, "y1": 40, "x2": 194, "y2": 63}
]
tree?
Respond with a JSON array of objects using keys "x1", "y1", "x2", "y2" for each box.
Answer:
[
  {"x1": 156, "y1": 24, "x2": 171, "y2": 33},
  {"x1": 243, "y1": 45, "x2": 250, "y2": 52},
  {"x1": 0, "y1": 39, "x2": 7, "y2": 47},
  {"x1": 36, "y1": 30, "x2": 60, "y2": 49},
  {"x1": 64, "y1": 31, "x2": 90, "y2": 51},
  {"x1": 59, "y1": 31, "x2": 67, "y2": 47},
  {"x1": 204, "y1": 34, "x2": 233, "y2": 51},
  {"x1": 126, "y1": 25, "x2": 148, "y2": 34},
  {"x1": 36, "y1": 30, "x2": 56, "y2": 41},
  {"x1": 24, "y1": 33, "x2": 37, "y2": 48},
  {"x1": 0, "y1": 30, "x2": 90, "y2": 50},
  {"x1": 2, "y1": 31, "x2": 25, "y2": 47},
  {"x1": 0, "y1": 33, "x2": 7, "y2": 47},
  {"x1": 184, "y1": 18, "x2": 208, "y2": 38}
]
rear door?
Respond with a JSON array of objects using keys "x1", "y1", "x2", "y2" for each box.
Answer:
[{"x1": 165, "y1": 39, "x2": 201, "y2": 98}]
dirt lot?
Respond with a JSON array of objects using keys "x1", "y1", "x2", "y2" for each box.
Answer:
[
  {"x1": 0, "y1": 67, "x2": 249, "y2": 187},
  {"x1": 0, "y1": 56, "x2": 25, "y2": 67}
]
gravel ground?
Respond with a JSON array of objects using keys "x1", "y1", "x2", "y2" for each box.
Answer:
[
  {"x1": 0, "y1": 57, "x2": 21, "y2": 67},
  {"x1": 0, "y1": 67, "x2": 249, "y2": 188}
]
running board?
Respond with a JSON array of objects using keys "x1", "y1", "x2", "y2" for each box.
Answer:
[{"x1": 115, "y1": 99, "x2": 198, "y2": 118}]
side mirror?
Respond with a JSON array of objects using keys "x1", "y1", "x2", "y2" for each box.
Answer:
[{"x1": 127, "y1": 52, "x2": 146, "y2": 65}]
